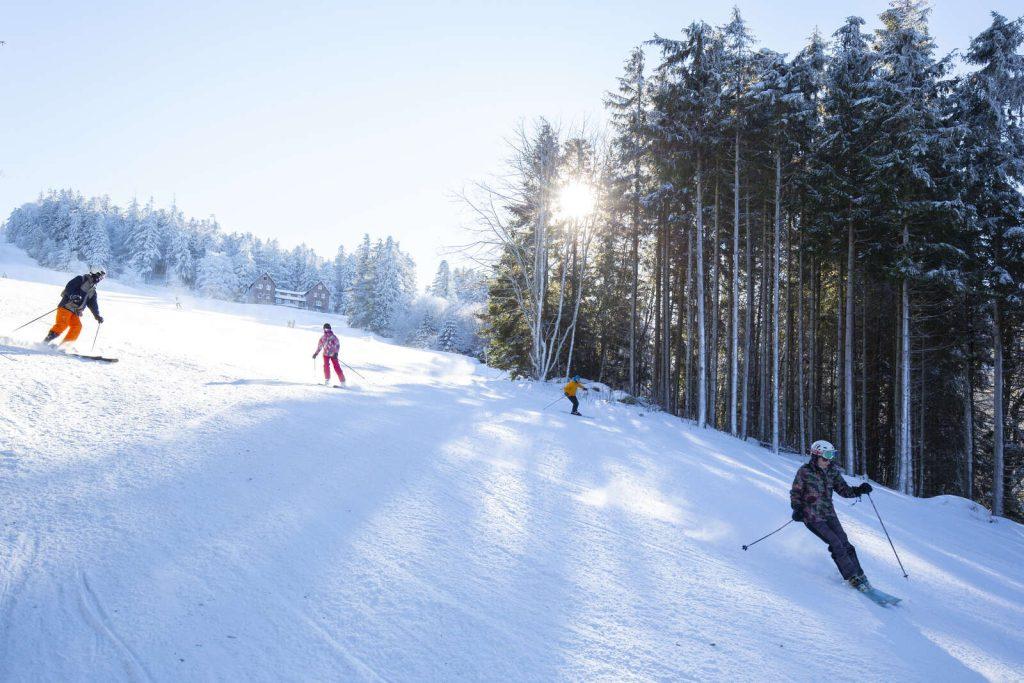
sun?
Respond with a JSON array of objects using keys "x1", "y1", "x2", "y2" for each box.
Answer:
[{"x1": 557, "y1": 181, "x2": 596, "y2": 220}]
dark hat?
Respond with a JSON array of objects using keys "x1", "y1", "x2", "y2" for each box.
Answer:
[{"x1": 323, "y1": 323, "x2": 332, "y2": 330}]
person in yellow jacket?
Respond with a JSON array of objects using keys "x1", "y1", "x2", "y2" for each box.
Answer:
[{"x1": 563, "y1": 375, "x2": 588, "y2": 416}]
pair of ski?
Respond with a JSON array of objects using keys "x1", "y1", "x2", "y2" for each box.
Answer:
[
  {"x1": 34, "y1": 342, "x2": 119, "y2": 363},
  {"x1": 854, "y1": 582, "x2": 901, "y2": 607},
  {"x1": 67, "y1": 353, "x2": 118, "y2": 363}
]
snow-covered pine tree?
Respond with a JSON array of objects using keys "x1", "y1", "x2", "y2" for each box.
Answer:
[
  {"x1": 437, "y1": 317, "x2": 460, "y2": 353},
  {"x1": 428, "y1": 260, "x2": 452, "y2": 298},
  {"x1": 369, "y1": 237, "x2": 409, "y2": 336},
  {"x1": 128, "y1": 200, "x2": 165, "y2": 281},
  {"x1": 649, "y1": 21, "x2": 725, "y2": 427},
  {"x1": 723, "y1": 7, "x2": 755, "y2": 436},
  {"x1": 867, "y1": 0, "x2": 955, "y2": 494},
  {"x1": 82, "y1": 210, "x2": 112, "y2": 271},
  {"x1": 348, "y1": 234, "x2": 376, "y2": 328},
  {"x1": 451, "y1": 267, "x2": 487, "y2": 303},
  {"x1": 955, "y1": 12, "x2": 1024, "y2": 517},
  {"x1": 606, "y1": 45, "x2": 651, "y2": 397},
  {"x1": 409, "y1": 310, "x2": 439, "y2": 348},
  {"x1": 332, "y1": 245, "x2": 354, "y2": 313},
  {"x1": 197, "y1": 252, "x2": 241, "y2": 300}
]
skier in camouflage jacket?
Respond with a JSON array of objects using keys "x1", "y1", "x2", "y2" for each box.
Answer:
[{"x1": 790, "y1": 440, "x2": 873, "y2": 587}]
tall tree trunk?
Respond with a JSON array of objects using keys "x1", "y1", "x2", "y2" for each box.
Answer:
[
  {"x1": 674, "y1": 250, "x2": 686, "y2": 415},
  {"x1": 760, "y1": 201, "x2": 769, "y2": 440},
  {"x1": 809, "y1": 259, "x2": 818, "y2": 443},
  {"x1": 898, "y1": 223, "x2": 913, "y2": 495},
  {"x1": 794, "y1": 232, "x2": 802, "y2": 456},
  {"x1": 696, "y1": 152, "x2": 708, "y2": 428},
  {"x1": 685, "y1": 223, "x2": 695, "y2": 417},
  {"x1": 654, "y1": 222, "x2": 663, "y2": 402},
  {"x1": 835, "y1": 264, "x2": 843, "y2": 450},
  {"x1": 893, "y1": 300, "x2": 901, "y2": 488},
  {"x1": 742, "y1": 195, "x2": 752, "y2": 440},
  {"x1": 783, "y1": 215, "x2": 794, "y2": 446},
  {"x1": 963, "y1": 302, "x2": 974, "y2": 499},
  {"x1": 860, "y1": 279, "x2": 868, "y2": 475},
  {"x1": 731, "y1": 133, "x2": 740, "y2": 435},
  {"x1": 663, "y1": 219, "x2": 672, "y2": 409},
  {"x1": 710, "y1": 181, "x2": 721, "y2": 428},
  {"x1": 918, "y1": 343, "x2": 926, "y2": 495},
  {"x1": 629, "y1": 168, "x2": 640, "y2": 397},
  {"x1": 844, "y1": 217, "x2": 856, "y2": 473},
  {"x1": 992, "y1": 299, "x2": 1005, "y2": 516},
  {"x1": 771, "y1": 151, "x2": 781, "y2": 454}
]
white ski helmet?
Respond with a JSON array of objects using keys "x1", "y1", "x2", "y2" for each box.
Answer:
[{"x1": 810, "y1": 440, "x2": 838, "y2": 460}]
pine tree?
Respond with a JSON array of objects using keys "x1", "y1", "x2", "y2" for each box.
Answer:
[
  {"x1": 128, "y1": 200, "x2": 164, "y2": 281},
  {"x1": 867, "y1": 0, "x2": 955, "y2": 494},
  {"x1": 956, "y1": 12, "x2": 1024, "y2": 517},
  {"x1": 348, "y1": 234, "x2": 376, "y2": 327},
  {"x1": 437, "y1": 317, "x2": 460, "y2": 353},
  {"x1": 369, "y1": 237, "x2": 408, "y2": 336},
  {"x1": 606, "y1": 46, "x2": 651, "y2": 396},
  {"x1": 429, "y1": 260, "x2": 453, "y2": 298},
  {"x1": 82, "y1": 211, "x2": 113, "y2": 271},
  {"x1": 332, "y1": 245, "x2": 353, "y2": 313}
]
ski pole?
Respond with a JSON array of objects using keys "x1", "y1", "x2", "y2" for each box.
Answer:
[
  {"x1": 741, "y1": 519, "x2": 793, "y2": 551},
  {"x1": 867, "y1": 493, "x2": 909, "y2": 578},
  {"x1": 543, "y1": 395, "x2": 563, "y2": 410},
  {"x1": 339, "y1": 360, "x2": 369, "y2": 382},
  {"x1": 91, "y1": 324, "x2": 101, "y2": 353},
  {"x1": 11, "y1": 308, "x2": 57, "y2": 333}
]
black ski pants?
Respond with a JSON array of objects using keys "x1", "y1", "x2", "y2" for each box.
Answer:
[
  {"x1": 565, "y1": 392, "x2": 579, "y2": 413},
  {"x1": 805, "y1": 516, "x2": 863, "y2": 581}
]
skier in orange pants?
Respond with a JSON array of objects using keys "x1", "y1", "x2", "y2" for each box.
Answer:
[{"x1": 44, "y1": 271, "x2": 105, "y2": 344}]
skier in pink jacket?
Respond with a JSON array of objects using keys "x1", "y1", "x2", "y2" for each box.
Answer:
[{"x1": 313, "y1": 323, "x2": 346, "y2": 386}]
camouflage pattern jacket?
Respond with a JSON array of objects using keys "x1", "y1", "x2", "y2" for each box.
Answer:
[{"x1": 790, "y1": 458, "x2": 857, "y2": 523}]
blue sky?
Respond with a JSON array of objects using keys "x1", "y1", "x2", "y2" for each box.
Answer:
[{"x1": 1, "y1": 1, "x2": 1019, "y2": 283}]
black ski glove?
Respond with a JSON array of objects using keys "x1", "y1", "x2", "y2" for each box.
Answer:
[
  {"x1": 312, "y1": 353, "x2": 318, "y2": 359},
  {"x1": 855, "y1": 483, "x2": 873, "y2": 495},
  {"x1": 95, "y1": 315, "x2": 104, "y2": 324},
  {"x1": 791, "y1": 508, "x2": 803, "y2": 522}
]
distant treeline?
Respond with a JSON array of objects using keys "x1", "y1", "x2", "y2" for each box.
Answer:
[{"x1": 3, "y1": 189, "x2": 486, "y2": 356}]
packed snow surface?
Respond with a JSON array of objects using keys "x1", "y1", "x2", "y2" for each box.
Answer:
[{"x1": 1, "y1": 245, "x2": 1022, "y2": 682}]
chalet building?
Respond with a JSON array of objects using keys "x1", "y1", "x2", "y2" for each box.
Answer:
[
  {"x1": 246, "y1": 274, "x2": 331, "y2": 313},
  {"x1": 248, "y1": 273, "x2": 276, "y2": 305}
]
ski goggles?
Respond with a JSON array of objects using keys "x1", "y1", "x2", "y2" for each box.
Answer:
[{"x1": 817, "y1": 449, "x2": 838, "y2": 461}]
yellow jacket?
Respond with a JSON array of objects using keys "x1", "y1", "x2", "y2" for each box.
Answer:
[{"x1": 563, "y1": 380, "x2": 586, "y2": 397}]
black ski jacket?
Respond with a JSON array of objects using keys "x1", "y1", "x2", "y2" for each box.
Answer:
[{"x1": 59, "y1": 275, "x2": 101, "y2": 318}]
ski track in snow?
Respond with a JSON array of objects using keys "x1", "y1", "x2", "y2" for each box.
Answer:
[{"x1": 1, "y1": 245, "x2": 1023, "y2": 681}]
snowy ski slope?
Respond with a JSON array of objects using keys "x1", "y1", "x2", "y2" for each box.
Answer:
[{"x1": 1, "y1": 244, "x2": 1023, "y2": 682}]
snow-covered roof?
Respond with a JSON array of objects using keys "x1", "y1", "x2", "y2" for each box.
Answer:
[
  {"x1": 275, "y1": 292, "x2": 306, "y2": 302},
  {"x1": 246, "y1": 273, "x2": 276, "y2": 291}
]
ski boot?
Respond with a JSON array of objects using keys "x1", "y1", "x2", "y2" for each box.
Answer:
[
  {"x1": 848, "y1": 574, "x2": 871, "y2": 593},
  {"x1": 43, "y1": 330, "x2": 59, "y2": 344}
]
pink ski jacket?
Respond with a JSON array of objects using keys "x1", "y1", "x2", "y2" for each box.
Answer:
[{"x1": 315, "y1": 331, "x2": 341, "y2": 357}]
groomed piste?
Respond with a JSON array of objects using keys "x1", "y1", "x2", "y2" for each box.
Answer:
[{"x1": 1, "y1": 244, "x2": 1022, "y2": 681}]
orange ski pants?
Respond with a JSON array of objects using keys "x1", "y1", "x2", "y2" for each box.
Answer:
[{"x1": 49, "y1": 308, "x2": 83, "y2": 342}]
